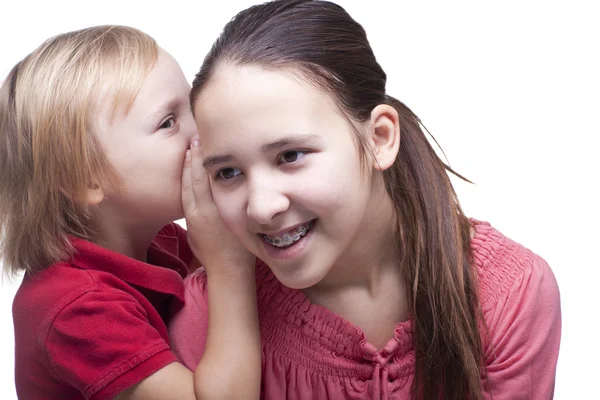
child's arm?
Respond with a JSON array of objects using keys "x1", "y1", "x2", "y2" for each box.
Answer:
[
  {"x1": 482, "y1": 256, "x2": 561, "y2": 399},
  {"x1": 116, "y1": 141, "x2": 260, "y2": 400},
  {"x1": 180, "y1": 139, "x2": 261, "y2": 398}
]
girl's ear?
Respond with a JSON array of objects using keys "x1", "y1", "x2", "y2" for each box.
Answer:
[{"x1": 367, "y1": 104, "x2": 400, "y2": 171}]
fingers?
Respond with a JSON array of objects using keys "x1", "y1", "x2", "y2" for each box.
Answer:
[
  {"x1": 190, "y1": 137, "x2": 214, "y2": 205},
  {"x1": 181, "y1": 148, "x2": 196, "y2": 213}
]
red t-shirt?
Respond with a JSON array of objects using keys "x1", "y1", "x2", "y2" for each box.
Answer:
[{"x1": 12, "y1": 223, "x2": 193, "y2": 400}]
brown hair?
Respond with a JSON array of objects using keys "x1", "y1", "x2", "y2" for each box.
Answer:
[
  {"x1": 0, "y1": 25, "x2": 158, "y2": 276},
  {"x1": 190, "y1": 1, "x2": 486, "y2": 398}
]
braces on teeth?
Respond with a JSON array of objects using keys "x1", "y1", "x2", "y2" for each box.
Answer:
[{"x1": 264, "y1": 224, "x2": 310, "y2": 248}]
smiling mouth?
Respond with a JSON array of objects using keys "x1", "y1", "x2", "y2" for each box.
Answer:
[{"x1": 263, "y1": 220, "x2": 315, "y2": 248}]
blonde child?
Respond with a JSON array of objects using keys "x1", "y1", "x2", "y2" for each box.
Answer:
[
  {"x1": 170, "y1": 1, "x2": 562, "y2": 399},
  {"x1": 1, "y1": 26, "x2": 260, "y2": 399}
]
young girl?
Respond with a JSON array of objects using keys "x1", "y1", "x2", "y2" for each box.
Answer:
[
  {"x1": 170, "y1": 0, "x2": 562, "y2": 399},
  {"x1": 0, "y1": 26, "x2": 261, "y2": 399}
]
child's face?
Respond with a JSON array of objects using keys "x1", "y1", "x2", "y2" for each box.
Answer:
[
  {"x1": 194, "y1": 65, "x2": 381, "y2": 289},
  {"x1": 95, "y1": 49, "x2": 197, "y2": 230}
]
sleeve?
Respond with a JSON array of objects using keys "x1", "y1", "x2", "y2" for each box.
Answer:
[
  {"x1": 44, "y1": 289, "x2": 178, "y2": 400},
  {"x1": 168, "y1": 269, "x2": 210, "y2": 370},
  {"x1": 482, "y1": 256, "x2": 561, "y2": 399}
]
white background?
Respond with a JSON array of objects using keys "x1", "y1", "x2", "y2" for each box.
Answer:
[{"x1": 1, "y1": 1, "x2": 598, "y2": 398}]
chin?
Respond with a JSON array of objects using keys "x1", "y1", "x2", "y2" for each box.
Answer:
[{"x1": 272, "y1": 268, "x2": 325, "y2": 291}]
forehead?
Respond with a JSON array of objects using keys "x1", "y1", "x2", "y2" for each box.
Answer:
[
  {"x1": 193, "y1": 65, "x2": 345, "y2": 142},
  {"x1": 132, "y1": 49, "x2": 188, "y2": 105},
  {"x1": 96, "y1": 49, "x2": 189, "y2": 128}
]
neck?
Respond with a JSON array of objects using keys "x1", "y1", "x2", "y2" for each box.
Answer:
[
  {"x1": 302, "y1": 176, "x2": 409, "y2": 348},
  {"x1": 90, "y1": 205, "x2": 163, "y2": 263}
]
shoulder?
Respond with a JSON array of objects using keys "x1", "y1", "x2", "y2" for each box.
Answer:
[
  {"x1": 181, "y1": 267, "x2": 209, "y2": 306},
  {"x1": 177, "y1": 258, "x2": 274, "y2": 305},
  {"x1": 37, "y1": 281, "x2": 173, "y2": 397},
  {"x1": 153, "y1": 222, "x2": 188, "y2": 255},
  {"x1": 156, "y1": 222, "x2": 187, "y2": 238},
  {"x1": 168, "y1": 267, "x2": 209, "y2": 370},
  {"x1": 14, "y1": 262, "x2": 151, "y2": 341},
  {"x1": 13, "y1": 263, "x2": 98, "y2": 326},
  {"x1": 154, "y1": 222, "x2": 194, "y2": 268},
  {"x1": 470, "y1": 219, "x2": 559, "y2": 312},
  {"x1": 470, "y1": 220, "x2": 561, "y2": 397},
  {"x1": 50, "y1": 288, "x2": 176, "y2": 399},
  {"x1": 169, "y1": 259, "x2": 275, "y2": 370},
  {"x1": 14, "y1": 265, "x2": 176, "y2": 398}
]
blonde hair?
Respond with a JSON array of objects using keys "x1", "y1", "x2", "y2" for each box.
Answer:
[{"x1": 0, "y1": 25, "x2": 158, "y2": 276}]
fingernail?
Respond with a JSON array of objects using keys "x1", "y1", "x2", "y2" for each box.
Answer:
[
  {"x1": 192, "y1": 138, "x2": 200, "y2": 148},
  {"x1": 185, "y1": 149, "x2": 191, "y2": 160}
]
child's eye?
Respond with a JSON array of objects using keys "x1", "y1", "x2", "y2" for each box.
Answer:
[
  {"x1": 159, "y1": 116, "x2": 176, "y2": 130},
  {"x1": 215, "y1": 167, "x2": 242, "y2": 180},
  {"x1": 278, "y1": 150, "x2": 308, "y2": 165}
]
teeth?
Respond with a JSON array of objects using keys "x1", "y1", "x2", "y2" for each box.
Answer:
[{"x1": 264, "y1": 221, "x2": 312, "y2": 248}]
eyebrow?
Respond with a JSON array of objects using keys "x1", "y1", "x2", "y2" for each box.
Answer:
[
  {"x1": 145, "y1": 98, "x2": 181, "y2": 120},
  {"x1": 203, "y1": 134, "x2": 319, "y2": 168},
  {"x1": 202, "y1": 154, "x2": 234, "y2": 168},
  {"x1": 260, "y1": 134, "x2": 319, "y2": 152}
]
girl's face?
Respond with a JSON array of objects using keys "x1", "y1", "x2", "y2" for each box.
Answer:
[
  {"x1": 194, "y1": 65, "x2": 389, "y2": 289},
  {"x1": 94, "y1": 49, "x2": 197, "y2": 231}
]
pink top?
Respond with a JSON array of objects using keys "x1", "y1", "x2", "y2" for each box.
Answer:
[{"x1": 169, "y1": 220, "x2": 561, "y2": 399}]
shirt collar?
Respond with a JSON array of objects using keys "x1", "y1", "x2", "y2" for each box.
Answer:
[{"x1": 69, "y1": 232, "x2": 188, "y2": 303}]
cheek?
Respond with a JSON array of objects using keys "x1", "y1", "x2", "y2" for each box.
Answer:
[
  {"x1": 299, "y1": 161, "x2": 360, "y2": 210},
  {"x1": 159, "y1": 141, "x2": 189, "y2": 178},
  {"x1": 299, "y1": 181, "x2": 343, "y2": 210},
  {"x1": 213, "y1": 189, "x2": 247, "y2": 236},
  {"x1": 172, "y1": 150, "x2": 188, "y2": 175}
]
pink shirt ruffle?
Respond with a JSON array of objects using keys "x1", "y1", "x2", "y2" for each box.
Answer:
[{"x1": 169, "y1": 220, "x2": 561, "y2": 399}]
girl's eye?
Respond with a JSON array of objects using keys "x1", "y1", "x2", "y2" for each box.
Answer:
[
  {"x1": 278, "y1": 150, "x2": 308, "y2": 164},
  {"x1": 216, "y1": 167, "x2": 242, "y2": 180},
  {"x1": 159, "y1": 116, "x2": 176, "y2": 130}
]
